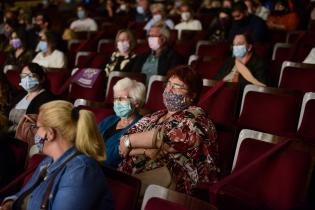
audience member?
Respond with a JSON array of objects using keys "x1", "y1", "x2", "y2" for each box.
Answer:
[
  {"x1": 104, "y1": 29, "x2": 137, "y2": 76},
  {"x1": 244, "y1": 0, "x2": 270, "y2": 20},
  {"x1": 144, "y1": 3, "x2": 174, "y2": 31},
  {"x1": 0, "y1": 100, "x2": 114, "y2": 210},
  {"x1": 28, "y1": 13, "x2": 51, "y2": 50},
  {"x1": 266, "y1": 0, "x2": 299, "y2": 31},
  {"x1": 118, "y1": 65, "x2": 219, "y2": 195},
  {"x1": 175, "y1": 3, "x2": 202, "y2": 40},
  {"x1": 98, "y1": 78, "x2": 146, "y2": 169},
  {"x1": 303, "y1": 47, "x2": 315, "y2": 64},
  {"x1": 7, "y1": 63, "x2": 55, "y2": 133},
  {"x1": 207, "y1": 8, "x2": 232, "y2": 43},
  {"x1": 32, "y1": 31, "x2": 67, "y2": 69},
  {"x1": 215, "y1": 33, "x2": 266, "y2": 87},
  {"x1": 228, "y1": 1, "x2": 269, "y2": 43},
  {"x1": 198, "y1": 0, "x2": 222, "y2": 15},
  {"x1": 132, "y1": 0, "x2": 151, "y2": 22},
  {"x1": 131, "y1": 22, "x2": 184, "y2": 79},
  {"x1": 70, "y1": 4, "x2": 98, "y2": 32}
]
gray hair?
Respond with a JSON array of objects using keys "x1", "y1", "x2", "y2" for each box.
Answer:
[
  {"x1": 151, "y1": 21, "x2": 170, "y2": 42},
  {"x1": 113, "y1": 77, "x2": 146, "y2": 107}
]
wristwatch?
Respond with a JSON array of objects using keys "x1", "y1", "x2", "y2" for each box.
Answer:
[{"x1": 123, "y1": 135, "x2": 131, "y2": 149}]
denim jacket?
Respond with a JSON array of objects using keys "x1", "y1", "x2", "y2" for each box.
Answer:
[{"x1": 5, "y1": 147, "x2": 113, "y2": 210}]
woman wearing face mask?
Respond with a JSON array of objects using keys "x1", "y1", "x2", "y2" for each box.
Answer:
[
  {"x1": 5, "y1": 29, "x2": 34, "y2": 68},
  {"x1": 98, "y1": 78, "x2": 146, "y2": 169},
  {"x1": 118, "y1": 65, "x2": 219, "y2": 195},
  {"x1": 103, "y1": 29, "x2": 137, "y2": 76},
  {"x1": 32, "y1": 31, "x2": 67, "y2": 68},
  {"x1": 215, "y1": 33, "x2": 266, "y2": 88},
  {"x1": 0, "y1": 100, "x2": 114, "y2": 210},
  {"x1": 69, "y1": 4, "x2": 98, "y2": 32},
  {"x1": 7, "y1": 63, "x2": 55, "y2": 133},
  {"x1": 174, "y1": 3, "x2": 202, "y2": 40},
  {"x1": 144, "y1": 3, "x2": 174, "y2": 31}
]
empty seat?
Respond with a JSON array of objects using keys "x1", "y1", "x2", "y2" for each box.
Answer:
[{"x1": 144, "y1": 75, "x2": 166, "y2": 112}]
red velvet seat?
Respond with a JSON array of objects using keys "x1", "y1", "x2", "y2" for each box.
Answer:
[
  {"x1": 134, "y1": 41, "x2": 150, "y2": 54},
  {"x1": 144, "y1": 75, "x2": 166, "y2": 112},
  {"x1": 4, "y1": 68, "x2": 22, "y2": 91},
  {"x1": 144, "y1": 197, "x2": 189, "y2": 210},
  {"x1": 97, "y1": 39, "x2": 115, "y2": 53},
  {"x1": 191, "y1": 57, "x2": 225, "y2": 80},
  {"x1": 102, "y1": 166, "x2": 141, "y2": 210},
  {"x1": 297, "y1": 92, "x2": 315, "y2": 140},
  {"x1": 45, "y1": 68, "x2": 70, "y2": 96},
  {"x1": 196, "y1": 41, "x2": 230, "y2": 59}
]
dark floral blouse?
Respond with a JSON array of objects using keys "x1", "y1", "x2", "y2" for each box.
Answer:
[{"x1": 118, "y1": 106, "x2": 219, "y2": 194}]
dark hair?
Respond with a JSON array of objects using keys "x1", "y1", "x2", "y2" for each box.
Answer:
[
  {"x1": 275, "y1": 0, "x2": 289, "y2": 9},
  {"x1": 234, "y1": 32, "x2": 254, "y2": 45},
  {"x1": 35, "y1": 12, "x2": 51, "y2": 27},
  {"x1": 22, "y1": 63, "x2": 46, "y2": 87},
  {"x1": 12, "y1": 28, "x2": 28, "y2": 49},
  {"x1": 166, "y1": 65, "x2": 203, "y2": 103},
  {"x1": 45, "y1": 31, "x2": 59, "y2": 50},
  {"x1": 232, "y1": 1, "x2": 248, "y2": 13}
]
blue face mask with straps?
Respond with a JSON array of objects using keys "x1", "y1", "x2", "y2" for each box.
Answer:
[
  {"x1": 77, "y1": 10, "x2": 86, "y2": 19},
  {"x1": 19, "y1": 76, "x2": 39, "y2": 91},
  {"x1": 113, "y1": 101, "x2": 134, "y2": 119},
  {"x1": 38, "y1": 41, "x2": 48, "y2": 52},
  {"x1": 233, "y1": 44, "x2": 247, "y2": 58}
]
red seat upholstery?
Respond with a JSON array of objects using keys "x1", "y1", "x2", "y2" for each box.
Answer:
[
  {"x1": 196, "y1": 41, "x2": 230, "y2": 59},
  {"x1": 134, "y1": 41, "x2": 150, "y2": 54},
  {"x1": 237, "y1": 85, "x2": 302, "y2": 136},
  {"x1": 79, "y1": 105, "x2": 114, "y2": 124},
  {"x1": 97, "y1": 39, "x2": 115, "y2": 53},
  {"x1": 46, "y1": 68, "x2": 70, "y2": 96},
  {"x1": 145, "y1": 197, "x2": 188, "y2": 210},
  {"x1": 144, "y1": 75, "x2": 166, "y2": 112},
  {"x1": 297, "y1": 92, "x2": 315, "y2": 140},
  {"x1": 102, "y1": 166, "x2": 141, "y2": 210},
  {"x1": 192, "y1": 58, "x2": 225, "y2": 80},
  {"x1": 4, "y1": 68, "x2": 22, "y2": 91}
]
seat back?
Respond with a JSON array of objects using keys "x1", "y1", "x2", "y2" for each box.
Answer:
[
  {"x1": 45, "y1": 68, "x2": 70, "y2": 96},
  {"x1": 97, "y1": 39, "x2": 115, "y2": 53},
  {"x1": 144, "y1": 75, "x2": 166, "y2": 112},
  {"x1": 103, "y1": 167, "x2": 141, "y2": 210},
  {"x1": 297, "y1": 92, "x2": 315, "y2": 140},
  {"x1": 237, "y1": 85, "x2": 302, "y2": 136},
  {"x1": 192, "y1": 57, "x2": 225, "y2": 80},
  {"x1": 4, "y1": 68, "x2": 22, "y2": 91},
  {"x1": 278, "y1": 61, "x2": 315, "y2": 93},
  {"x1": 196, "y1": 41, "x2": 230, "y2": 58}
]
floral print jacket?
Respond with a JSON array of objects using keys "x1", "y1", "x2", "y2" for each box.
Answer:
[{"x1": 118, "y1": 106, "x2": 219, "y2": 194}]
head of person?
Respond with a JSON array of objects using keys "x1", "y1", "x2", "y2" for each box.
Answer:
[
  {"x1": 273, "y1": 0, "x2": 289, "y2": 15},
  {"x1": 150, "y1": 3, "x2": 166, "y2": 22},
  {"x1": 179, "y1": 3, "x2": 193, "y2": 22},
  {"x1": 34, "y1": 13, "x2": 51, "y2": 31},
  {"x1": 163, "y1": 65, "x2": 203, "y2": 112},
  {"x1": 10, "y1": 29, "x2": 28, "y2": 50},
  {"x1": 19, "y1": 63, "x2": 46, "y2": 92},
  {"x1": 211, "y1": 0, "x2": 222, "y2": 8},
  {"x1": 3, "y1": 19, "x2": 19, "y2": 37},
  {"x1": 35, "y1": 100, "x2": 105, "y2": 161},
  {"x1": 232, "y1": 33, "x2": 254, "y2": 59},
  {"x1": 136, "y1": 0, "x2": 150, "y2": 14},
  {"x1": 77, "y1": 4, "x2": 88, "y2": 19},
  {"x1": 113, "y1": 77, "x2": 146, "y2": 119},
  {"x1": 38, "y1": 30, "x2": 58, "y2": 53},
  {"x1": 244, "y1": 0, "x2": 256, "y2": 14},
  {"x1": 223, "y1": 0, "x2": 233, "y2": 9},
  {"x1": 231, "y1": 1, "x2": 249, "y2": 22},
  {"x1": 147, "y1": 22, "x2": 170, "y2": 52},
  {"x1": 115, "y1": 29, "x2": 136, "y2": 54}
]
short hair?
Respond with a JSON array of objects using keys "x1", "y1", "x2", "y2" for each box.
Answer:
[
  {"x1": 44, "y1": 31, "x2": 59, "y2": 50},
  {"x1": 232, "y1": 1, "x2": 248, "y2": 13},
  {"x1": 115, "y1": 29, "x2": 137, "y2": 51},
  {"x1": 151, "y1": 21, "x2": 170, "y2": 41},
  {"x1": 35, "y1": 12, "x2": 51, "y2": 27},
  {"x1": 113, "y1": 77, "x2": 146, "y2": 107},
  {"x1": 166, "y1": 65, "x2": 203, "y2": 103},
  {"x1": 39, "y1": 100, "x2": 105, "y2": 161},
  {"x1": 22, "y1": 63, "x2": 46, "y2": 85},
  {"x1": 234, "y1": 32, "x2": 254, "y2": 45}
]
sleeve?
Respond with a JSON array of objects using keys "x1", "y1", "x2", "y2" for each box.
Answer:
[
  {"x1": 90, "y1": 19, "x2": 98, "y2": 31},
  {"x1": 104, "y1": 135, "x2": 123, "y2": 168},
  {"x1": 53, "y1": 51, "x2": 67, "y2": 68}
]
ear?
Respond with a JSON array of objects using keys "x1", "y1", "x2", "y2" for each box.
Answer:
[{"x1": 46, "y1": 127, "x2": 56, "y2": 141}]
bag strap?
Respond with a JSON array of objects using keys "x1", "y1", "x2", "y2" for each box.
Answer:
[
  {"x1": 210, "y1": 139, "x2": 291, "y2": 203},
  {"x1": 197, "y1": 81, "x2": 225, "y2": 107},
  {"x1": 40, "y1": 151, "x2": 80, "y2": 210}
]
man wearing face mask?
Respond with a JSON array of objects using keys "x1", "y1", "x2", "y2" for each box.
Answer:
[
  {"x1": 98, "y1": 78, "x2": 146, "y2": 169},
  {"x1": 69, "y1": 4, "x2": 98, "y2": 32},
  {"x1": 144, "y1": 3, "x2": 174, "y2": 31},
  {"x1": 215, "y1": 33, "x2": 266, "y2": 89},
  {"x1": 131, "y1": 22, "x2": 184, "y2": 80},
  {"x1": 175, "y1": 3, "x2": 202, "y2": 40},
  {"x1": 28, "y1": 13, "x2": 51, "y2": 51},
  {"x1": 7, "y1": 63, "x2": 55, "y2": 133},
  {"x1": 227, "y1": 1, "x2": 269, "y2": 43},
  {"x1": 131, "y1": 0, "x2": 151, "y2": 22}
]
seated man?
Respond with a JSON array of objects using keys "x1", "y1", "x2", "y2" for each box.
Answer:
[{"x1": 130, "y1": 22, "x2": 184, "y2": 80}]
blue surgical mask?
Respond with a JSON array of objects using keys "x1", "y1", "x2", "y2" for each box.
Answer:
[
  {"x1": 38, "y1": 41, "x2": 48, "y2": 52},
  {"x1": 136, "y1": 6, "x2": 144, "y2": 14},
  {"x1": 77, "y1": 10, "x2": 86, "y2": 19},
  {"x1": 34, "y1": 134, "x2": 47, "y2": 152},
  {"x1": 19, "y1": 76, "x2": 39, "y2": 91},
  {"x1": 233, "y1": 45, "x2": 247, "y2": 58},
  {"x1": 113, "y1": 101, "x2": 134, "y2": 118}
]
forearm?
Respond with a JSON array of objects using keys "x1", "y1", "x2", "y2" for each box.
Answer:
[
  {"x1": 236, "y1": 61, "x2": 266, "y2": 86},
  {"x1": 129, "y1": 129, "x2": 162, "y2": 149}
]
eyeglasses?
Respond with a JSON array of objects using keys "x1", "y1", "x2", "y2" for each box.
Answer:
[
  {"x1": 113, "y1": 96, "x2": 132, "y2": 102},
  {"x1": 20, "y1": 73, "x2": 37, "y2": 79},
  {"x1": 165, "y1": 81, "x2": 188, "y2": 91}
]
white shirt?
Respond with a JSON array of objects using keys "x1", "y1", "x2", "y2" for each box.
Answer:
[
  {"x1": 32, "y1": 50, "x2": 67, "y2": 68},
  {"x1": 175, "y1": 19, "x2": 202, "y2": 39},
  {"x1": 303, "y1": 48, "x2": 315, "y2": 64},
  {"x1": 70, "y1": 17, "x2": 98, "y2": 32}
]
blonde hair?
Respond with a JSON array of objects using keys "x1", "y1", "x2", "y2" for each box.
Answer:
[{"x1": 39, "y1": 100, "x2": 105, "y2": 162}]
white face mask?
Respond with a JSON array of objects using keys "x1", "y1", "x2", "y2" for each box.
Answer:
[
  {"x1": 181, "y1": 12, "x2": 191, "y2": 21},
  {"x1": 117, "y1": 41, "x2": 130, "y2": 53},
  {"x1": 153, "y1": 14, "x2": 162, "y2": 22},
  {"x1": 137, "y1": 6, "x2": 144, "y2": 14},
  {"x1": 148, "y1": 37, "x2": 160, "y2": 51}
]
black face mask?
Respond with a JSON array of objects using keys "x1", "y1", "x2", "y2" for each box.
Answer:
[{"x1": 272, "y1": 10, "x2": 288, "y2": 16}]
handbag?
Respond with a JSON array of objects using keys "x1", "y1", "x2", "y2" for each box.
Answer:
[{"x1": 15, "y1": 114, "x2": 38, "y2": 150}]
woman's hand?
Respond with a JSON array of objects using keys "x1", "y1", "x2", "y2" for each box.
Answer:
[{"x1": 0, "y1": 200, "x2": 13, "y2": 210}]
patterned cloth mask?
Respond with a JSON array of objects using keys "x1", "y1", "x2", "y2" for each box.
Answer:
[
  {"x1": 34, "y1": 134, "x2": 47, "y2": 152},
  {"x1": 163, "y1": 91, "x2": 189, "y2": 112},
  {"x1": 113, "y1": 101, "x2": 134, "y2": 118}
]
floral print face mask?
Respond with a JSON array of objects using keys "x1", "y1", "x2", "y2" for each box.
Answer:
[{"x1": 163, "y1": 91, "x2": 189, "y2": 112}]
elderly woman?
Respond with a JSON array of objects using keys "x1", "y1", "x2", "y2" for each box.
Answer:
[
  {"x1": 0, "y1": 100, "x2": 113, "y2": 210},
  {"x1": 118, "y1": 65, "x2": 219, "y2": 194},
  {"x1": 8, "y1": 63, "x2": 55, "y2": 132},
  {"x1": 32, "y1": 31, "x2": 67, "y2": 69},
  {"x1": 98, "y1": 77, "x2": 146, "y2": 169},
  {"x1": 215, "y1": 32, "x2": 266, "y2": 87},
  {"x1": 144, "y1": 3, "x2": 174, "y2": 31},
  {"x1": 104, "y1": 29, "x2": 137, "y2": 76}
]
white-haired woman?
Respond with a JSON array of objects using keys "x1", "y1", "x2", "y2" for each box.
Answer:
[
  {"x1": 98, "y1": 77, "x2": 146, "y2": 169},
  {"x1": 144, "y1": 3, "x2": 174, "y2": 31}
]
